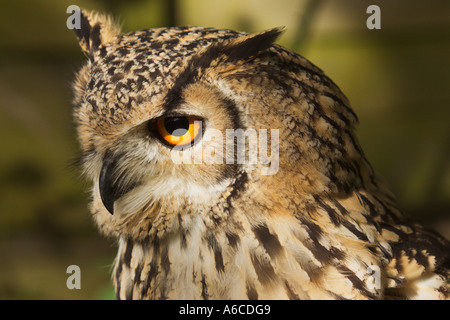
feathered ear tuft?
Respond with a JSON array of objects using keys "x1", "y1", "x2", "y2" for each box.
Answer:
[
  {"x1": 225, "y1": 27, "x2": 285, "y2": 62},
  {"x1": 73, "y1": 9, "x2": 122, "y2": 56}
]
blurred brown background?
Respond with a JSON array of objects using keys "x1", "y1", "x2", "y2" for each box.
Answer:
[{"x1": 0, "y1": 0, "x2": 449, "y2": 299}]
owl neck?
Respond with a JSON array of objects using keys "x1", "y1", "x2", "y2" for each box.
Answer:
[{"x1": 112, "y1": 189, "x2": 394, "y2": 299}]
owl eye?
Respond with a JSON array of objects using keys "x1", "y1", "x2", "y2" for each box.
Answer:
[{"x1": 154, "y1": 116, "x2": 202, "y2": 148}]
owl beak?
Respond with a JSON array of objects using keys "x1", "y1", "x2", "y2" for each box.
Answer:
[{"x1": 99, "y1": 151, "x2": 138, "y2": 215}]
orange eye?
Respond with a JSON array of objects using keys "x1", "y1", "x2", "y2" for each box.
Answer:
[{"x1": 155, "y1": 116, "x2": 202, "y2": 148}]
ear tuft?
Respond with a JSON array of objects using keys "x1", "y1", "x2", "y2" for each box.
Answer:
[
  {"x1": 226, "y1": 27, "x2": 285, "y2": 62},
  {"x1": 73, "y1": 9, "x2": 122, "y2": 55}
]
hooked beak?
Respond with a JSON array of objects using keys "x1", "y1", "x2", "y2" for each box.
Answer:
[{"x1": 99, "y1": 151, "x2": 139, "y2": 215}]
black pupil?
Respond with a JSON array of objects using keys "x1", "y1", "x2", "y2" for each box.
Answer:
[{"x1": 164, "y1": 117, "x2": 190, "y2": 136}]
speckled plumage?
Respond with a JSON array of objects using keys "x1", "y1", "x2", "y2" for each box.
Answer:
[{"x1": 71, "y1": 10, "x2": 449, "y2": 299}]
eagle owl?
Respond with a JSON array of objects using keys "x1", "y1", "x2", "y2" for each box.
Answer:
[{"x1": 71, "y1": 10, "x2": 449, "y2": 299}]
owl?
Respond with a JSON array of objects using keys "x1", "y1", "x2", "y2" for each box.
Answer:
[{"x1": 71, "y1": 10, "x2": 449, "y2": 300}]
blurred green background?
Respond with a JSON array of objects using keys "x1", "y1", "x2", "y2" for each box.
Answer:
[{"x1": 0, "y1": 0, "x2": 449, "y2": 299}]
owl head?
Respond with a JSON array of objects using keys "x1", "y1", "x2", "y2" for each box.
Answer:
[{"x1": 72, "y1": 10, "x2": 368, "y2": 241}]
